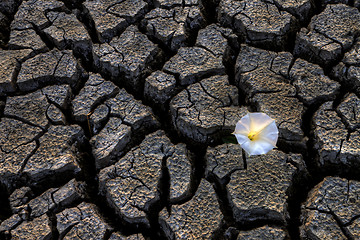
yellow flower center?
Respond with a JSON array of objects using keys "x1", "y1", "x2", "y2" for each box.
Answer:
[{"x1": 248, "y1": 131, "x2": 259, "y2": 141}]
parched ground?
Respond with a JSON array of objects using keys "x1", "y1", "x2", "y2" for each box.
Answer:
[{"x1": 0, "y1": 0, "x2": 360, "y2": 239}]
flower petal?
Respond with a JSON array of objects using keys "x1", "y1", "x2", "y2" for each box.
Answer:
[
  {"x1": 233, "y1": 113, "x2": 250, "y2": 135},
  {"x1": 257, "y1": 119, "x2": 278, "y2": 147},
  {"x1": 248, "y1": 112, "x2": 275, "y2": 134},
  {"x1": 234, "y1": 133, "x2": 249, "y2": 145},
  {"x1": 242, "y1": 139, "x2": 276, "y2": 156}
]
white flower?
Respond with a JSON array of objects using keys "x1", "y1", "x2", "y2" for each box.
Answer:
[{"x1": 233, "y1": 112, "x2": 278, "y2": 156}]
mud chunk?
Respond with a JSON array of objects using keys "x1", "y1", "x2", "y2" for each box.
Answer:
[
  {"x1": 11, "y1": 214, "x2": 52, "y2": 239},
  {"x1": 93, "y1": 25, "x2": 160, "y2": 91},
  {"x1": 72, "y1": 73, "x2": 118, "y2": 122},
  {"x1": 8, "y1": 29, "x2": 47, "y2": 53},
  {"x1": 0, "y1": 49, "x2": 32, "y2": 96},
  {"x1": 5, "y1": 90, "x2": 50, "y2": 128},
  {"x1": 336, "y1": 93, "x2": 360, "y2": 130},
  {"x1": 10, "y1": 0, "x2": 65, "y2": 30},
  {"x1": 144, "y1": 71, "x2": 176, "y2": 107},
  {"x1": 84, "y1": 0, "x2": 148, "y2": 42},
  {"x1": 169, "y1": 75, "x2": 246, "y2": 144},
  {"x1": 196, "y1": 24, "x2": 238, "y2": 59},
  {"x1": 109, "y1": 232, "x2": 145, "y2": 240},
  {"x1": 99, "y1": 131, "x2": 191, "y2": 219},
  {"x1": 313, "y1": 101, "x2": 360, "y2": 170},
  {"x1": 294, "y1": 4, "x2": 360, "y2": 67},
  {"x1": 23, "y1": 125, "x2": 85, "y2": 182},
  {"x1": 205, "y1": 143, "x2": 244, "y2": 180},
  {"x1": 235, "y1": 45, "x2": 307, "y2": 147},
  {"x1": 17, "y1": 50, "x2": 82, "y2": 92},
  {"x1": 9, "y1": 187, "x2": 34, "y2": 214},
  {"x1": 290, "y1": 59, "x2": 340, "y2": 105},
  {"x1": 44, "y1": 11, "x2": 91, "y2": 52},
  {"x1": 163, "y1": 47, "x2": 224, "y2": 86},
  {"x1": 90, "y1": 117, "x2": 132, "y2": 169},
  {"x1": 160, "y1": 179, "x2": 222, "y2": 240},
  {"x1": 56, "y1": 202, "x2": 113, "y2": 239},
  {"x1": 53, "y1": 179, "x2": 86, "y2": 207},
  {"x1": 47, "y1": 104, "x2": 66, "y2": 125},
  {"x1": 0, "y1": 118, "x2": 42, "y2": 153},
  {"x1": 236, "y1": 226, "x2": 287, "y2": 239},
  {"x1": 0, "y1": 0, "x2": 21, "y2": 15},
  {"x1": 218, "y1": 0, "x2": 298, "y2": 50},
  {"x1": 142, "y1": 5, "x2": 204, "y2": 51},
  {"x1": 0, "y1": 214, "x2": 23, "y2": 234},
  {"x1": 300, "y1": 177, "x2": 360, "y2": 239},
  {"x1": 228, "y1": 150, "x2": 300, "y2": 223},
  {"x1": 89, "y1": 104, "x2": 110, "y2": 135},
  {"x1": 5, "y1": 85, "x2": 72, "y2": 129},
  {"x1": 10, "y1": 179, "x2": 85, "y2": 219},
  {"x1": 332, "y1": 42, "x2": 360, "y2": 94},
  {"x1": 105, "y1": 89, "x2": 160, "y2": 132},
  {"x1": 272, "y1": 0, "x2": 314, "y2": 22}
]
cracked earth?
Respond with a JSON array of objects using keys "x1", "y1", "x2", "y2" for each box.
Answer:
[{"x1": 0, "y1": 0, "x2": 360, "y2": 239}]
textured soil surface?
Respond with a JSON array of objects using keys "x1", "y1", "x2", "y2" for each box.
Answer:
[{"x1": 1, "y1": 0, "x2": 360, "y2": 239}]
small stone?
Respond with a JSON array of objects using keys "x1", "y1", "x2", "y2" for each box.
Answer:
[
  {"x1": 11, "y1": 214, "x2": 52, "y2": 240},
  {"x1": 90, "y1": 117, "x2": 132, "y2": 169},
  {"x1": 163, "y1": 47, "x2": 225, "y2": 86},
  {"x1": 25, "y1": 187, "x2": 57, "y2": 218},
  {"x1": 72, "y1": 73, "x2": 118, "y2": 122},
  {"x1": 144, "y1": 71, "x2": 176, "y2": 106},
  {"x1": 236, "y1": 226, "x2": 287, "y2": 239},
  {"x1": 294, "y1": 28, "x2": 342, "y2": 67},
  {"x1": 167, "y1": 143, "x2": 192, "y2": 200},
  {"x1": 56, "y1": 202, "x2": 113, "y2": 239},
  {"x1": 17, "y1": 49, "x2": 82, "y2": 92},
  {"x1": 93, "y1": 25, "x2": 160, "y2": 91},
  {"x1": 160, "y1": 178, "x2": 222, "y2": 239}
]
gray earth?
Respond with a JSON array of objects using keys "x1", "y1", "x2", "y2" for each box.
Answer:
[{"x1": 0, "y1": 0, "x2": 360, "y2": 239}]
